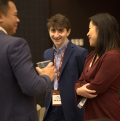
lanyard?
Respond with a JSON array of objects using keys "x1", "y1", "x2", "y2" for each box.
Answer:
[
  {"x1": 54, "y1": 41, "x2": 69, "y2": 81},
  {"x1": 88, "y1": 53, "x2": 97, "y2": 71}
]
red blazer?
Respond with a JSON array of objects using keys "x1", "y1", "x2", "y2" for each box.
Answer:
[{"x1": 75, "y1": 49, "x2": 120, "y2": 121}]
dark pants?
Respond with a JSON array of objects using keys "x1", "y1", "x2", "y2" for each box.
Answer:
[{"x1": 44, "y1": 102, "x2": 66, "y2": 121}]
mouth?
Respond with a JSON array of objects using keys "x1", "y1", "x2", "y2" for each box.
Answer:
[
  {"x1": 14, "y1": 26, "x2": 17, "y2": 29},
  {"x1": 15, "y1": 24, "x2": 18, "y2": 28},
  {"x1": 88, "y1": 36, "x2": 91, "y2": 41},
  {"x1": 53, "y1": 37, "x2": 62, "y2": 41}
]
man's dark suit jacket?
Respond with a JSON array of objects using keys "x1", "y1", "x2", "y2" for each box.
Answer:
[
  {"x1": 0, "y1": 30, "x2": 52, "y2": 121},
  {"x1": 43, "y1": 41, "x2": 88, "y2": 121}
]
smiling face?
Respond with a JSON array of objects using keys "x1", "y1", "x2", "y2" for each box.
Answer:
[
  {"x1": 87, "y1": 20, "x2": 98, "y2": 47},
  {"x1": 0, "y1": 1, "x2": 20, "y2": 35},
  {"x1": 49, "y1": 27, "x2": 71, "y2": 50}
]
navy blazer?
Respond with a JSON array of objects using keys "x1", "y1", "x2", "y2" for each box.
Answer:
[
  {"x1": 43, "y1": 41, "x2": 88, "y2": 121},
  {"x1": 0, "y1": 31, "x2": 52, "y2": 121}
]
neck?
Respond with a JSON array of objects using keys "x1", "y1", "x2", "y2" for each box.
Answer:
[
  {"x1": 55, "y1": 39, "x2": 68, "y2": 51},
  {"x1": 55, "y1": 45, "x2": 61, "y2": 51}
]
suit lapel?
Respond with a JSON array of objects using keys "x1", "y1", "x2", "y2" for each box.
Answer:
[
  {"x1": 48, "y1": 48, "x2": 54, "y2": 63},
  {"x1": 59, "y1": 41, "x2": 74, "y2": 78},
  {"x1": 48, "y1": 48, "x2": 54, "y2": 88}
]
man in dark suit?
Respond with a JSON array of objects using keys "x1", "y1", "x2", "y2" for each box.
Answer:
[
  {"x1": 0, "y1": 0, "x2": 56, "y2": 121},
  {"x1": 43, "y1": 14, "x2": 88, "y2": 121}
]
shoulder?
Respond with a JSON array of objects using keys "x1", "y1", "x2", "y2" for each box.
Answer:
[
  {"x1": 5, "y1": 36, "x2": 30, "y2": 54},
  {"x1": 9, "y1": 35, "x2": 27, "y2": 44},
  {"x1": 101, "y1": 49, "x2": 120, "y2": 60},
  {"x1": 3, "y1": 34, "x2": 27, "y2": 46},
  {"x1": 69, "y1": 41, "x2": 88, "y2": 56},
  {"x1": 44, "y1": 47, "x2": 53, "y2": 55},
  {"x1": 71, "y1": 41, "x2": 87, "y2": 51}
]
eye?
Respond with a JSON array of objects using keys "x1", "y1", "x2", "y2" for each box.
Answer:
[
  {"x1": 51, "y1": 29, "x2": 55, "y2": 32},
  {"x1": 58, "y1": 29, "x2": 63, "y2": 33},
  {"x1": 14, "y1": 14, "x2": 18, "y2": 17},
  {"x1": 89, "y1": 28, "x2": 91, "y2": 31}
]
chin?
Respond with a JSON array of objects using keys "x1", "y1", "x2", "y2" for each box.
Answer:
[
  {"x1": 55, "y1": 42, "x2": 60, "y2": 45},
  {"x1": 90, "y1": 44, "x2": 96, "y2": 47},
  {"x1": 90, "y1": 43, "x2": 94, "y2": 47}
]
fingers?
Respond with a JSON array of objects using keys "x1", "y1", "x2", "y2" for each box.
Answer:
[
  {"x1": 47, "y1": 62, "x2": 53, "y2": 67},
  {"x1": 87, "y1": 89, "x2": 96, "y2": 93},
  {"x1": 76, "y1": 88, "x2": 80, "y2": 95},
  {"x1": 36, "y1": 67, "x2": 42, "y2": 75},
  {"x1": 87, "y1": 94, "x2": 97, "y2": 98},
  {"x1": 84, "y1": 83, "x2": 90, "y2": 86},
  {"x1": 54, "y1": 68, "x2": 57, "y2": 73},
  {"x1": 84, "y1": 83, "x2": 96, "y2": 93},
  {"x1": 36, "y1": 67, "x2": 40, "y2": 72}
]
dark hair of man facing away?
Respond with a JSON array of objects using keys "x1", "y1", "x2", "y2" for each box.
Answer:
[
  {"x1": 47, "y1": 14, "x2": 71, "y2": 32},
  {"x1": 0, "y1": 0, "x2": 14, "y2": 15},
  {"x1": 90, "y1": 13, "x2": 120, "y2": 57}
]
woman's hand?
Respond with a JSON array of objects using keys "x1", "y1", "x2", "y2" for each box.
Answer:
[{"x1": 76, "y1": 83, "x2": 97, "y2": 98}]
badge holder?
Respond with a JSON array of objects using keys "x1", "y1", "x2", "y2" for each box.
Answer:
[
  {"x1": 52, "y1": 90, "x2": 62, "y2": 106},
  {"x1": 77, "y1": 97, "x2": 87, "y2": 109}
]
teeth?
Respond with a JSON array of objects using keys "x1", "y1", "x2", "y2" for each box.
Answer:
[{"x1": 53, "y1": 38, "x2": 61, "y2": 40}]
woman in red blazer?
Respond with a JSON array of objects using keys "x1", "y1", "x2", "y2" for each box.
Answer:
[{"x1": 75, "y1": 13, "x2": 120, "y2": 121}]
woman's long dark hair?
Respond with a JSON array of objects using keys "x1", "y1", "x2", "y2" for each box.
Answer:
[{"x1": 90, "y1": 13, "x2": 120, "y2": 57}]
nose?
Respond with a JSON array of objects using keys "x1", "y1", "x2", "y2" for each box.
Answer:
[
  {"x1": 17, "y1": 17, "x2": 20, "y2": 23},
  {"x1": 54, "y1": 31, "x2": 59, "y2": 37},
  {"x1": 87, "y1": 31, "x2": 89, "y2": 36}
]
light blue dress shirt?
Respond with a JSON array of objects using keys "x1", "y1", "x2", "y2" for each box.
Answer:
[{"x1": 53, "y1": 39, "x2": 69, "y2": 90}]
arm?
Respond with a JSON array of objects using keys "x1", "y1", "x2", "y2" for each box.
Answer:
[
  {"x1": 86, "y1": 53, "x2": 120, "y2": 94},
  {"x1": 75, "y1": 51, "x2": 97, "y2": 100},
  {"x1": 8, "y1": 38, "x2": 54, "y2": 96},
  {"x1": 75, "y1": 72, "x2": 97, "y2": 101}
]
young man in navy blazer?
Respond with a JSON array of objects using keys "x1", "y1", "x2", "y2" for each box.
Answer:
[
  {"x1": 0, "y1": 0, "x2": 56, "y2": 121},
  {"x1": 43, "y1": 14, "x2": 88, "y2": 121}
]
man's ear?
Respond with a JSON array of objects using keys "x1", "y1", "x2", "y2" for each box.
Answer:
[
  {"x1": 67, "y1": 29, "x2": 71, "y2": 37},
  {"x1": 0, "y1": 11, "x2": 4, "y2": 23}
]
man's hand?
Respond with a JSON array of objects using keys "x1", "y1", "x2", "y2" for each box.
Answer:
[
  {"x1": 36, "y1": 62, "x2": 57, "y2": 82},
  {"x1": 76, "y1": 83, "x2": 97, "y2": 98}
]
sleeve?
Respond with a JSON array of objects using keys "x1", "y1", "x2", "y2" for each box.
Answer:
[
  {"x1": 74, "y1": 72, "x2": 88, "y2": 101},
  {"x1": 86, "y1": 53, "x2": 120, "y2": 94},
  {"x1": 8, "y1": 38, "x2": 52, "y2": 96}
]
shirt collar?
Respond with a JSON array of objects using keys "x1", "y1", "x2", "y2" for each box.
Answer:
[
  {"x1": 0, "y1": 26, "x2": 7, "y2": 34},
  {"x1": 53, "y1": 39, "x2": 69, "y2": 53}
]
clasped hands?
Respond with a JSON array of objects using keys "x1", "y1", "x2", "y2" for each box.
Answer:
[{"x1": 76, "y1": 83, "x2": 97, "y2": 98}]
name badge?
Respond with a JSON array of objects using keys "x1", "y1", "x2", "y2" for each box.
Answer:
[
  {"x1": 77, "y1": 97, "x2": 87, "y2": 109},
  {"x1": 52, "y1": 90, "x2": 62, "y2": 106}
]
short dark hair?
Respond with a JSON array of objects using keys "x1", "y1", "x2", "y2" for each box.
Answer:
[
  {"x1": 0, "y1": 0, "x2": 14, "y2": 15},
  {"x1": 47, "y1": 14, "x2": 71, "y2": 31},
  {"x1": 90, "y1": 13, "x2": 120, "y2": 57}
]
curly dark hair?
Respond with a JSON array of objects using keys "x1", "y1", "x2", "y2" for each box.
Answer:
[{"x1": 47, "y1": 14, "x2": 71, "y2": 32}]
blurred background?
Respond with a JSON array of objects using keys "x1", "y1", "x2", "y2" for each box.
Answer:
[{"x1": 14, "y1": 0, "x2": 120, "y2": 107}]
